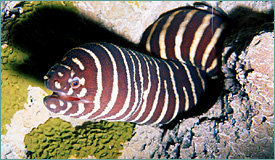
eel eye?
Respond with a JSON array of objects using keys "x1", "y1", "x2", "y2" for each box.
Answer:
[{"x1": 71, "y1": 77, "x2": 80, "y2": 88}]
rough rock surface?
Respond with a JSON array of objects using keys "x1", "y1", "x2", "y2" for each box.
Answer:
[
  {"x1": 118, "y1": 33, "x2": 274, "y2": 159},
  {"x1": 1, "y1": 1, "x2": 274, "y2": 159},
  {"x1": 74, "y1": 1, "x2": 191, "y2": 44},
  {"x1": 1, "y1": 1, "x2": 23, "y2": 44}
]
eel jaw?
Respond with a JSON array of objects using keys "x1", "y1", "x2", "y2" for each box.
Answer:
[
  {"x1": 48, "y1": 92, "x2": 82, "y2": 102},
  {"x1": 43, "y1": 91, "x2": 92, "y2": 113},
  {"x1": 44, "y1": 91, "x2": 92, "y2": 104},
  {"x1": 43, "y1": 92, "x2": 83, "y2": 112}
]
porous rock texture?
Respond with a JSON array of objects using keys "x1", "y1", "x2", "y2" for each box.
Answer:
[
  {"x1": 1, "y1": 1, "x2": 274, "y2": 159},
  {"x1": 118, "y1": 31, "x2": 274, "y2": 159}
]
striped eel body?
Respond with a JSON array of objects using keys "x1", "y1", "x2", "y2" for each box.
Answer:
[
  {"x1": 140, "y1": 3, "x2": 227, "y2": 79},
  {"x1": 43, "y1": 4, "x2": 227, "y2": 125}
]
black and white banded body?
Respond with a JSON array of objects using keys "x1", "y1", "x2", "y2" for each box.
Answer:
[
  {"x1": 43, "y1": 4, "x2": 227, "y2": 125},
  {"x1": 140, "y1": 4, "x2": 227, "y2": 79},
  {"x1": 44, "y1": 43, "x2": 209, "y2": 124}
]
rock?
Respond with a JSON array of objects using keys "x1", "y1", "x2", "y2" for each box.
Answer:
[
  {"x1": 119, "y1": 125, "x2": 163, "y2": 159},
  {"x1": 74, "y1": 1, "x2": 192, "y2": 44},
  {"x1": 243, "y1": 32, "x2": 274, "y2": 108},
  {"x1": 219, "y1": 1, "x2": 274, "y2": 14}
]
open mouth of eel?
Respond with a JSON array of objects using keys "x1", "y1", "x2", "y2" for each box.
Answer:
[{"x1": 44, "y1": 91, "x2": 91, "y2": 104}]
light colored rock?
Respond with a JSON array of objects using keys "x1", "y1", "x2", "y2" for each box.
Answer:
[
  {"x1": 74, "y1": 1, "x2": 198, "y2": 44},
  {"x1": 244, "y1": 32, "x2": 274, "y2": 107},
  {"x1": 1, "y1": 86, "x2": 95, "y2": 159},
  {"x1": 219, "y1": 1, "x2": 274, "y2": 14},
  {"x1": 119, "y1": 124, "x2": 163, "y2": 159}
]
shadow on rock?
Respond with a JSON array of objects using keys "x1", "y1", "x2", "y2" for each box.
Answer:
[
  {"x1": 223, "y1": 6, "x2": 274, "y2": 79},
  {"x1": 9, "y1": 2, "x2": 137, "y2": 82},
  {"x1": 161, "y1": 6, "x2": 274, "y2": 130}
]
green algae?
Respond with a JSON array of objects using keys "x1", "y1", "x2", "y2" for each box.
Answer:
[{"x1": 24, "y1": 118, "x2": 135, "y2": 159}]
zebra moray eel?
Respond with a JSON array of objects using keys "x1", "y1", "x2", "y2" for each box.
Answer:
[{"x1": 43, "y1": 4, "x2": 227, "y2": 125}]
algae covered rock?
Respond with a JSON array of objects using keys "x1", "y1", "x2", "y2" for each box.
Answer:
[{"x1": 24, "y1": 118, "x2": 135, "y2": 159}]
